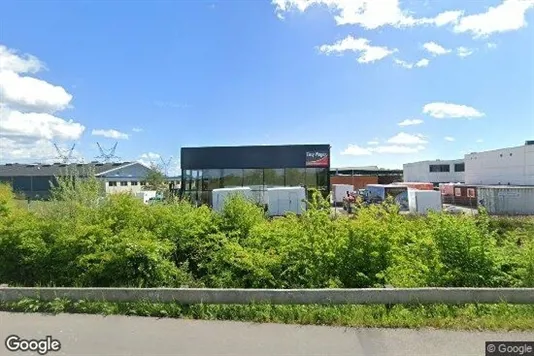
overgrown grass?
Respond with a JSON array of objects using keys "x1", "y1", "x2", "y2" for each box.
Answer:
[{"x1": 2, "y1": 298, "x2": 534, "y2": 331}]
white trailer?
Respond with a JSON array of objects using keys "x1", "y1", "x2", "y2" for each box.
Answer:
[
  {"x1": 135, "y1": 190, "x2": 157, "y2": 204},
  {"x1": 266, "y1": 187, "x2": 306, "y2": 216},
  {"x1": 212, "y1": 187, "x2": 254, "y2": 213},
  {"x1": 332, "y1": 184, "x2": 354, "y2": 205},
  {"x1": 408, "y1": 189, "x2": 442, "y2": 214}
]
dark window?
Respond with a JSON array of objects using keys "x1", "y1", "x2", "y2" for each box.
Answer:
[
  {"x1": 131, "y1": 181, "x2": 138, "y2": 186},
  {"x1": 203, "y1": 169, "x2": 222, "y2": 190},
  {"x1": 454, "y1": 163, "x2": 465, "y2": 172},
  {"x1": 108, "y1": 181, "x2": 117, "y2": 187},
  {"x1": 120, "y1": 181, "x2": 128, "y2": 186},
  {"x1": 243, "y1": 169, "x2": 263, "y2": 186},
  {"x1": 140, "y1": 181, "x2": 146, "y2": 186},
  {"x1": 264, "y1": 169, "x2": 285, "y2": 187},
  {"x1": 286, "y1": 168, "x2": 306, "y2": 186},
  {"x1": 429, "y1": 164, "x2": 450, "y2": 173},
  {"x1": 305, "y1": 168, "x2": 318, "y2": 188},
  {"x1": 222, "y1": 169, "x2": 243, "y2": 187}
]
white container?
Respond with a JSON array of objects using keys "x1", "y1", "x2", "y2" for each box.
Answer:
[
  {"x1": 332, "y1": 184, "x2": 354, "y2": 204},
  {"x1": 266, "y1": 187, "x2": 306, "y2": 216},
  {"x1": 212, "y1": 187, "x2": 254, "y2": 212},
  {"x1": 477, "y1": 186, "x2": 534, "y2": 215},
  {"x1": 248, "y1": 185, "x2": 268, "y2": 206},
  {"x1": 408, "y1": 189, "x2": 442, "y2": 214},
  {"x1": 135, "y1": 190, "x2": 157, "y2": 204}
]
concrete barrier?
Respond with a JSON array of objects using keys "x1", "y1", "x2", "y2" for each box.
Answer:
[{"x1": 1, "y1": 287, "x2": 534, "y2": 305}]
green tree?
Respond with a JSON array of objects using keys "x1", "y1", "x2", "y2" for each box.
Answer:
[{"x1": 143, "y1": 164, "x2": 168, "y2": 194}]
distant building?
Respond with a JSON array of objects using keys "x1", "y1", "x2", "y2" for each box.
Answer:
[
  {"x1": 180, "y1": 144, "x2": 331, "y2": 206},
  {"x1": 465, "y1": 141, "x2": 534, "y2": 186},
  {"x1": 0, "y1": 161, "x2": 156, "y2": 199},
  {"x1": 330, "y1": 166, "x2": 403, "y2": 189},
  {"x1": 402, "y1": 159, "x2": 465, "y2": 184}
]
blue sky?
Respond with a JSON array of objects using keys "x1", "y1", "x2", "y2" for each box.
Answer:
[{"x1": 1, "y1": 0, "x2": 533, "y2": 173}]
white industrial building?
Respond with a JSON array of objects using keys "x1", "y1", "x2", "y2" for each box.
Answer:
[
  {"x1": 96, "y1": 161, "x2": 155, "y2": 194},
  {"x1": 402, "y1": 159, "x2": 465, "y2": 184},
  {"x1": 464, "y1": 142, "x2": 534, "y2": 186}
]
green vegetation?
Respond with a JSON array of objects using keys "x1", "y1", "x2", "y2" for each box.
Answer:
[
  {"x1": 1, "y1": 173, "x2": 534, "y2": 330},
  {"x1": 2, "y1": 299, "x2": 534, "y2": 331}
]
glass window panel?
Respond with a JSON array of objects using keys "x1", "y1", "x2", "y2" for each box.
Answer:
[
  {"x1": 202, "y1": 169, "x2": 222, "y2": 190},
  {"x1": 264, "y1": 169, "x2": 285, "y2": 187},
  {"x1": 222, "y1": 169, "x2": 243, "y2": 188},
  {"x1": 305, "y1": 168, "x2": 318, "y2": 188},
  {"x1": 243, "y1": 169, "x2": 263, "y2": 186},
  {"x1": 286, "y1": 168, "x2": 306, "y2": 187},
  {"x1": 185, "y1": 170, "x2": 192, "y2": 190},
  {"x1": 316, "y1": 168, "x2": 328, "y2": 191}
]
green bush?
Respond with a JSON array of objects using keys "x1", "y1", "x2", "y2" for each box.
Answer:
[{"x1": 0, "y1": 183, "x2": 533, "y2": 289}]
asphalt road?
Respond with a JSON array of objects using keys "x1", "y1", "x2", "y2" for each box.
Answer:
[{"x1": 1, "y1": 312, "x2": 533, "y2": 356}]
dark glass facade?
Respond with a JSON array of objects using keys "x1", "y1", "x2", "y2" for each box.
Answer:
[{"x1": 181, "y1": 144, "x2": 330, "y2": 206}]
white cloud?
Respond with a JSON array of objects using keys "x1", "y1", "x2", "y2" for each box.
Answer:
[
  {"x1": 476, "y1": 138, "x2": 484, "y2": 143},
  {"x1": 367, "y1": 140, "x2": 379, "y2": 145},
  {"x1": 398, "y1": 119, "x2": 424, "y2": 126},
  {"x1": 487, "y1": 42, "x2": 498, "y2": 49},
  {"x1": 140, "y1": 152, "x2": 161, "y2": 160},
  {"x1": 457, "y1": 46, "x2": 475, "y2": 57},
  {"x1": 137, "y1": 152, "x2": 162, "y2": 168},
  {"x1": 0, "y1": 70, "x2": 73, "y2": 113},
  {"x1": 272, "y1": 0, "x2": 534, "y2": 39},
  {"x1": 319, "y1": 36, "x2": 397, "y2": 63},
  {"x1": 0, "y1": 137, "x2": 83, "y2": 163},
  {"x1": 423, "y1": 102, "x2": 485, "y2": 119},
  {"x1": 387, "y1": 132, "x2": 428, "y2": 145},
  {"x1": 0, "y1": 45, "x2": 45, "y2": 74},
  {"x1": 132, "y1": 127, "x2": 143, "y2": 133},
  {"x1": 0, "y1": 44, "x2": 84, "y2": 162},
  {"x1": 423, "y1": 41, "x2": 451, "y2": 56},
  {"x1": 341, "y1": 143, "x2": 425, "y2": 155},
  {"x1": 341, "y1": 144, "x2": 372, "y2": 156},
  {"x1": 431, "y1": 10, "x2": 464, "y2": 26},
  {"x1": 444, "y1": 136, "x2": 455, "y2": 142},
  {"x1": 453, "y1": 0, "x2": 534, "y2": 38},
  {"x1": 394, "y1": 58, "x2": 413, "y2": 69},
  {"x1": 0, "y1": 108, "x2": 85, "y2": 141},
  {"x1": 273, "y1": 0, "x2": 423, "y2": 29},
  {"x1": 415, "y1": 58, "x2": 430, "y2": 67},
  {"x1": 91, "y1": 129, "x2": 129, "y2": 140},
  {"x1": 372, "y1": 144, "x2": 425, "y2": 154}
]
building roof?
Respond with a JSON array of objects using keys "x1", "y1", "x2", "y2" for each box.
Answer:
[
  {"x1": 331, "y1": 166, "x2": 403, "y2": 174},
  {"x1": 0, "y1": 162, "x2": 134, "y2": 177}
]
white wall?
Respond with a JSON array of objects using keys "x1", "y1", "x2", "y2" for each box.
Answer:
[
  {"x1": 403, "y1": 159, "x2": 465, "y2": 184},
  {"x1": 103, "y1": 179, "x2": 146, "y2": 195},
  {"x1": 465, "y1": 144, "x2": 534, "y2": 185}
]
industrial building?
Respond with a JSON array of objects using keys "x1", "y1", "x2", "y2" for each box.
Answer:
[
  {"x1": 465, "y1": 141, "x2": 534, "y2": 186},
  {"x1": 0, "y1": 161, "x2": 156, "y2": 199},
  {"x1": 180, "y1": 144, "x2": 330, "y2": 206},
  {"x1": 330, "y1": 166, "x2": 403, "y2": 189},
  {"x1": 402, "y1": 159, "x2": 465, "y2": 185}
]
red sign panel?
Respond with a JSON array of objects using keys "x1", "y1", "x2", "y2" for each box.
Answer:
[{"x1": 306, "y1": 151, "x2": 329, "y2": 167}]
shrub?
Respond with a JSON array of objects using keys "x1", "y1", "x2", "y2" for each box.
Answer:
[{"x1": 0, "y1": 180, "x2": 532, "y2": 289}]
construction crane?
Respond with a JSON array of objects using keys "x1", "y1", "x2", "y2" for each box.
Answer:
[
  {"x1": 95, "y1": 142, "x2": 120, "y2": 163},
  {"x1": 53, "y1": 143, "x2": 76, "y2": 164}
]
